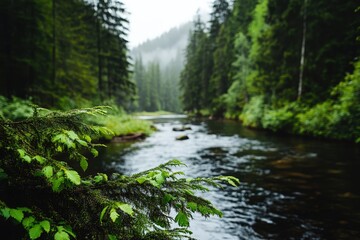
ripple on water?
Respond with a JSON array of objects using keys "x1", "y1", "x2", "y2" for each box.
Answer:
[{"x1": 100, "y1": 118, "x2": 360, "y2": 240}]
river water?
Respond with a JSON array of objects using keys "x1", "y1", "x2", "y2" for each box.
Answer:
[{"x1": 93, "y1": 115, "x2": 360, "y2": 240}]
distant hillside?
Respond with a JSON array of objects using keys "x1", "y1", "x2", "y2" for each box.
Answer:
[
  {"x1": 130, "y1": 22, "x2": 193, "y2": 113},
  {"x1": 131, "y1": 21, "x2": 192, "y2": 66}
]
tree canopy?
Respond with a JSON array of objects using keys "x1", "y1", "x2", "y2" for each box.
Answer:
[{"x1": 180, "y1": 0, "x2": 359, "y2": 141}]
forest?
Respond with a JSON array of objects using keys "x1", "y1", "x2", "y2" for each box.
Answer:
[
  {"x1": 0, "y1": 0, "x2": 134, "y2": 108},
  {"x1": 130, "y1": 23, "x2": 191, "y2": 113},
  {"x1": 0, "y1": 0, "x2": 359, "y2": 239},
  {"x1": 180, "y1": 0, "x2": 359, "y2": 142}
]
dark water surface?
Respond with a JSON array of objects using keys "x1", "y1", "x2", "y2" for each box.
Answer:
[{"x1": 93, "y1": 115, "x2": 360, "y2": 240}]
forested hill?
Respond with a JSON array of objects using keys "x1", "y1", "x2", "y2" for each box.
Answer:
[
  {"x1": 180, "y1": 0, "x2": 360, "y2": 142},
  {"x1": 131, "y1": 22, "x2": 191, "y2": 66},
  {"x1": 130, "y1": 22, "x2": 192, "y2": 113}
]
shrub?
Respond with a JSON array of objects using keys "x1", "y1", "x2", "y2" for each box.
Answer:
[
  {"x1": 262, "y1": 104, "x2": 297, "y2": 132},
  {"x1": 0, "y1": 96, "x2": 34, "y2": 121},
  {"x1": 239, "y1": 95, "x2": 265, "y2": 127}
]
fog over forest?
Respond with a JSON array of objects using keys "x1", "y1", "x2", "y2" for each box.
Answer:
[{"x1": 131, "y1": 22, "x2": 190, "y2": 67}]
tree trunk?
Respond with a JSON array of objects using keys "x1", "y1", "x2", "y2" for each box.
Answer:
[
  {"x1": 52, "y1": 0, "x2": 56, "y2": 84},
  {"x1": 298, "y1": 0, "x2": 307, "y2": 101}
]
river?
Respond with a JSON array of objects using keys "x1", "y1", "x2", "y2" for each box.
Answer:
[{"x1": 93, "y1": 115, "x2": 360, "y2": 240}]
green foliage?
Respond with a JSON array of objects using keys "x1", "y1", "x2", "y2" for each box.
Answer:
[
  {"x1": 0, "y1": 203, "x2": 75, "y2": 240},
  {"x1": 0, "y1": 0, "x2": 133, "y2": 108},
  {"x1": 295, "y1": 60, "x2": 360, "y2": 140},
  {"x1": 180, "y1": 0, "x2": 358, "y2": 141},
  {"x1": 239, "y1": 96, "x2": 265, "y2": 128},
  {"x1": 248, "y1": 0, "x2": 269, "y2": 60},
  {"x1": 0, "y1": 108, "x2": 239, "y2": 239},
  {"x1": 89, "y1": 114, "x2": 153, "y2": 139},
  {"x1": 180, "y1": 14, "x2": 212, "y2": 113},
  {"x1": 262, "y1": 103, "x2": 300, "y2": 132},
  {"x1": 237, "y1": 60, "x2": 360, "y2": 141},
  {"x1": 0, "y1": 97, "x2": 34, "y2": 120}
]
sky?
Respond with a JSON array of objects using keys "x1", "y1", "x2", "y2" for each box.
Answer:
[{"x1": 121, "y1": 0, "x2": 212, "y2": 48}]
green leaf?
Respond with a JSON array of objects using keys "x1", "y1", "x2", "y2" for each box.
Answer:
[
  {"x1": 108, "y1": 234, "x2": 117, "y2": 240},
  {"x1": 100, "y1": 206, "x2": 108, "y2": 224},
  {"x1": 93, "y1": 173, "x2": 108, "y2": 183},
  {"x1": 52, "y1": 177, "x2": 65, "y2": 192},
  {"x1": 40, "y1": 220, "x2": 50, "y2": 233},
  {"x1": 116, "y1": 203, "x2": 134, "y2": 216},
  {"x1": 174, "y1": 211, "x2": 189, "y2": 227},
  {"x1": 149, "y1": 179, "x2": 160, "y2": 188},
  {"x1": 93, "y1": 175, "x2": 103, "y2": 183},
  {"x1": 17, "y1": 149, "x2": 26, "y2": 158},
  {"x1": 56, "y1": 145, "x2": 63, "y2": 152},
  {"x1": 155, "y1": 172, "x2": 165, "y2": 185},
  {"x1": 42, "y1": 166, "x2": 54, "y2": 178},
  {"x1": 187, "y1": 202, "x2": 197, "y2": 212},
  {"x1": 33, "y1": 156, "x2": 46, "y2": 164},
  {"x1": 166, "y1": 159, "x2": 186, "y2": 167},
  {"x1": 1, "y1": 208, "x2": 10, "y2": 219},
  {"x1": 80, "y1": 159, "x2": 88, "y2": 172},
  {"x1": 227, "y1": 179, "x2": 237, "y2": 187},
  {"x1": 65, "y1": 170, "x2": 81, "y2": 185},
  {"x1": 22, "y1": 216, "x2": 35, "y2": 229},
  {"x1": 10, "y1": 208, "x2": 24, "y2": 222},
  {"x1": 218, "y1": 176, "x2": 240, "y2": 187},
  {"x1": 136, "y1": 176, "x2": 147, "y2": 184},
  {"x1": 63, "y1": 226, "x2": 76, "y2": 238},
  {"x1": 54, "y1": 231, "x2": 70, "y2": 240},
  {"x1": 83, "y1": 135, "x2": 92, "y2": 143},
  {"x1": 109, "y1": 208, "x2": 119, "y2": 222},
  {"x1": 90, "y1": 148, "x2": 98, "y2": 157},
  {"x1": 29, "y1": 224, "x2": 43, "y2": 239},
  {"x1": 42, "y1": 166, "x2": 53, "y2": 179},
  {"x1": 66, "y1": 130, "x2": 78, "y2": 140},
  {"x1": 65, "y1": 140, "x2": 76, "y2": 149},
  {"x1": 98, "y1": 127, "x2": 114, "y2": 136},
  {"x1": 212, "y1": 207, "x2": 223, "y2": 218},
  {"x1": 76, "y1": 139, "x2": 88, "y2": 147},
  {"x1": 52, "y1": 134, "x2": 66, "y2": 143},
  {"x1": 22, "y1": 155, "x2": 32, "y2": 163},
  {"x1": 163, "y1": 193, "x2": 175, "y2": 204}
]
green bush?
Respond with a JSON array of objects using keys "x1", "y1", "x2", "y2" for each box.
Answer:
[
  {"x1": 295, "y1": 60, "x2": 360, "y2": 141},
  {"x1": 295, "y1": 101, "x2": 334, "y2": 137},
  {"x1": 239, "y1": 95, "x2": 265, "y2": 127},
  {"x1": 0, "y1": 96, "x2": 34, "y2": 121},
  {"x1": 262, "y1": 103, "x2": 299, "y2": 132}
]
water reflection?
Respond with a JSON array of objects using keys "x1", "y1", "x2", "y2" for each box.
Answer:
[{"x1": 95, "y1": 116, "x2": 360, "y2": 239}]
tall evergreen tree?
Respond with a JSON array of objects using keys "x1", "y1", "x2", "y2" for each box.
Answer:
[
  {"x1": 180, "y1": 15, "x2": 209, "y2": 113},
  {"x1": 0, "y1": 0, "x2": 134, "y2": 108}
]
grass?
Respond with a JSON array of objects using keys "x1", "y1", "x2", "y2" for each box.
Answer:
[{"x1": 91, "y1": 114, "x2": 154, "y2": 137}]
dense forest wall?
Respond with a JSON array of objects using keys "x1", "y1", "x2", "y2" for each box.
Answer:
[
  {"x1": 0, "y1": 0, "x2": 134, "y2": 108},
  {"x1": 180, "y1": 0, "x2": 360, "y2": 142}
]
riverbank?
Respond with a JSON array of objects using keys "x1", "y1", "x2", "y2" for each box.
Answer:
[
  {"x1": 88, "y1": 113, "x2": 154, "y2": 142},
  {"x1": 0, "y1": 96, "x2": 155, "y2": 142},
  {"x1": 187, "y1": 65, "x2": 360, "y2": 144}
]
